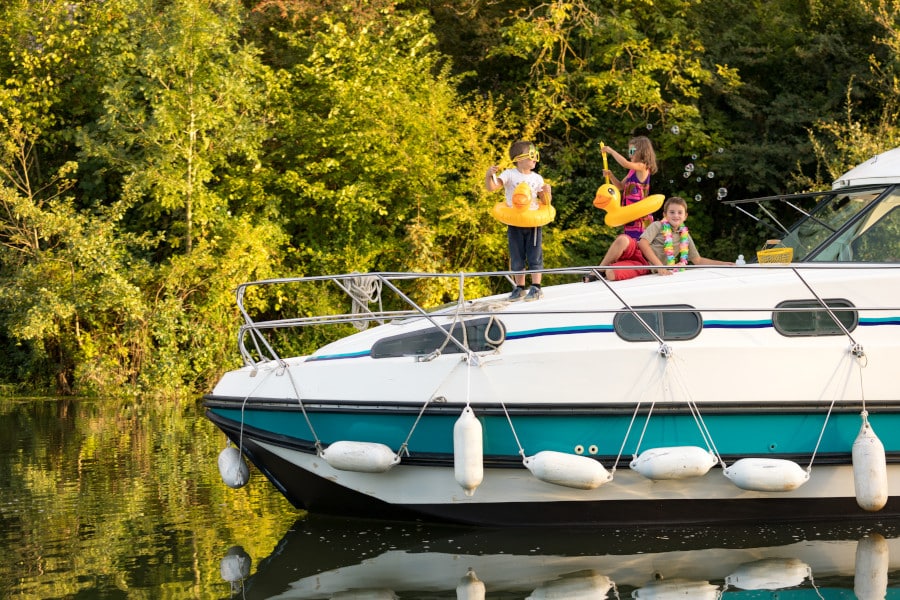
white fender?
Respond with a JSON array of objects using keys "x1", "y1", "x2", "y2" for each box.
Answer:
[
  {"x1": 217, "y1": 444, "x2": 250, "y2": 489},
  {"x1": 724, "y1": 557, "x2": 809, "y2": 590},
  {"x1": 855, "y1": 533, "x2": 889, "y2": 600},
  {"x1": 524, "y1": 450, "x2": 611, "y2": 490},
  {"x1": 454, "y1": 407, "x2": 484, "y2": 496},
  {"x1": 456, "y1": 568, "x2": 486, "y2": 600},
  {"x1": 723, "y1": 458, "x2": 809, "y2": 492},
  {"x1": 852, "y1": 414, "x2": 888, "y2": 511},
  {"x1": 321, "y1": 441, "x2": 400, "y2": 473},
  {"x1": 219, "y1": 546, "x2": 251, "y2": 583},
  {"x1": 630, "y1": 446, "x2": 717, "y2": 480},
  {"x1": 526, "y1": 572, "x2": 613, "y2": 599},
  {"x1": 632, "y1": 579, "x2": 721, "y2": 599}
]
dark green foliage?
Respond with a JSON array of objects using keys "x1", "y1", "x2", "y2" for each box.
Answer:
[{"x1": 0, "y1": 0, "x2": 897, "y2": 396}]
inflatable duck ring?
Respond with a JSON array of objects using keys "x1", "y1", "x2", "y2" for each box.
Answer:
[
  {"x1": 492, "y1": 181, "x2": 556, "y2": 227},
  {"x1": 593, "y1": 187, "x2": 665, "y2": 227}
]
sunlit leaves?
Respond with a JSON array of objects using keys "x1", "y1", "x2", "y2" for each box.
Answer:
[
  {"x1": 275, "y1": 10, "x2": 499, "y2": 289},
  {"x1": 81, "y1": 0, "x2": 273, "y2": 255}
]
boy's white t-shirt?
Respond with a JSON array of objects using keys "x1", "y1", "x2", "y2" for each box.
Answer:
[{"x1": 498, "y1": 168, "x2": 544, "y2": 210}]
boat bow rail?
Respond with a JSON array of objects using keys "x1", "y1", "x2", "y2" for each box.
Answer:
[{"x1": 231, "y1": 264, "x2": 900, "y2": 370}]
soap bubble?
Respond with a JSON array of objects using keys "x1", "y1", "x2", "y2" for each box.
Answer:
[
  {"x1": 717, "y1": 147, "x2": 725, "y2": 153},
  {"x1": 696, "y1": 176, "x2": 702, "y2": 182},
  {"x1": 707, "y1": 171, "x2": 715, "y2": 178},
  {"x1": 646, "y1": 123, "x2": 653, "y2": 130},
  {"x1": 694, "y1": 194, "x2": 703, "y2": 202},
  {"x1": 691, "y1": 154, "x2": 698, "y2": 160},
  {"x1": 683, "y1": 171, "x2": 691, "y2": 178},
  {"x1": 671, "y1": 125, "x2": 680, "y2": 135},
  {"x1": 669, "y1": 179, "x2": 674, "y2": 184},
  {"x1": 717, "y1": 187, "x2": 728, "y2": 199},
  {"x1": 685, "y1": 163, "x2": 695, "y2": 172}
]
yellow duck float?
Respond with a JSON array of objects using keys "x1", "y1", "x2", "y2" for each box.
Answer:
[
  {"x1": 593, "y1": 141, "x2": 664, "y2": 227},
  {"x1": 492, "y1": 181, "x2": 556, "y2": 227}
]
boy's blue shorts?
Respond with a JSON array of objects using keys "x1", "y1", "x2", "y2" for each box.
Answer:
[{"x1": 507, "y1": 225, "x2": 543, "y2": 272}]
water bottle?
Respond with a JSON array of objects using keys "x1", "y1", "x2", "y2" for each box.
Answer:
[{"x1": 736, "y1": 254, "x2": 746, "y2": 266}]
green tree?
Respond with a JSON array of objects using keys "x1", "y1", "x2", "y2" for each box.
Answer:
[
  {"x1": 801, "y1": 0, "x2": 900, "y2": 186},
  {"x1": 0, "y1": 0, "x2": 285, "y2": 396},
  {"x1": 0, "y1": 0, "x2": 898, "y2": 396},
  {"x1": 75, "y1": 0, "x2": 286, "y2": 395},
  {"x1": 690, "y1": 0, "x2": 888, "y2": 196},
  {"x1": 0, "y1": 0, "x2": 132, "y2": 393},
  {"x1": 265, "y1": 9, "x2": 505, "y2": 305},
  {"x1": 80, "y1": 0, "x2": 272, "y2": 256}
]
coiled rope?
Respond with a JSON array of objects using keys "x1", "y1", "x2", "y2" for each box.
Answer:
[{"x1": 346, "y1": 274, "x2": 383, "y2": 330}]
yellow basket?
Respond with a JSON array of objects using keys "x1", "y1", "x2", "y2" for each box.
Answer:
[{"x1": 756, "y1": 247, "x2": 793, "y2": 263}]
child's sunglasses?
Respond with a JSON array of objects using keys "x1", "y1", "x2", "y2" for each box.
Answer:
[{"x1": 512, "y1": 144, "x2": 540, "y2": 163}]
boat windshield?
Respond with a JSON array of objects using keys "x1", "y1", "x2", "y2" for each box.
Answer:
[
  {"x1": 778, "y1": 187, "x2": 888, "y2": 261},
  {"x1": 808, "y1": 187, "x2": 900, "y2": 262}
]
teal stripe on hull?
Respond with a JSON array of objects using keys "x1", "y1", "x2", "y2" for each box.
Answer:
[
  {"x1": 208, "y1": 407, "x2": 900, "y2": 458},
  {"x1": 306, "y1": 317, "x2": 900, "y2": 361},
  {"x1": 506, "y1": 324, "x2": 614, "y2": 340}
]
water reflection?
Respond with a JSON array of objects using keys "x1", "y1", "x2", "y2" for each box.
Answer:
[
  {"x1": 5, "y1": 397, "x2": 900, "y2": 599},
  {"x1": 0, "y1": 397, "x2": 296, "y2": 599},
  {"x1": 234, "y1": 517, "x2": 900, "y2": 599}
]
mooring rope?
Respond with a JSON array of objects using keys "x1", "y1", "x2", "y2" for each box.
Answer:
[
  {"x1": 284, "y1": 362, "x2": 325, "y2": 455},
  {"x1": 666, "y1": 356, "x2": 726, "y2": 467},
  {"x1": 237, "y1": 367, "x2": 277, "y2": 451}
]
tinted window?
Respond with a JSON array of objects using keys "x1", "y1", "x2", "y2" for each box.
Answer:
[
  {"x1": 781, "y1": 189, "x2": 882, "y2": 261},
  {"x1": 371, "y1": 317, "x2": 506, "y2": 358},
  {"x1": 812, "y1": 190, "x2": 900, "y2": 262},
  {"x1": 614, "y1": 305, "x2": 702, "y2": 341},
  {"x1": 773, "y1": 299, "x2": 857, "y2": 336}
]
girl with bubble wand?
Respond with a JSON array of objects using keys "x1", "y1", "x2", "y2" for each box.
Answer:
[
  {"x1": 584, "y1": 136, "x2": 660, "y2": 282},
  {"x1": 601, "y1": 135, "x2": 659, "y2": 241}
]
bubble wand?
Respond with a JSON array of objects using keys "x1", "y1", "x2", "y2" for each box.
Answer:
[
  {"x1": 593, "y1": 141, "x2": 621, "y2": 209},
  {"x1": 601, "y1": 141, "x2": 611, "y2": 185}
]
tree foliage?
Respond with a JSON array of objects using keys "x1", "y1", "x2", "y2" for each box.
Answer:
[{"x1": 0, "y1": 0, "x2": 897, "y2": 396}]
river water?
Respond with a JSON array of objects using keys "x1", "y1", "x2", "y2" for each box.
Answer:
[{"x1": 2, "y1": 397, "x2": 900, "y2": 599}]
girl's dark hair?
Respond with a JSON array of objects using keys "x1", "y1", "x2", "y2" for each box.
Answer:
[{"x1": 629, "y1": 136, "x2": 658, "y2": 174}]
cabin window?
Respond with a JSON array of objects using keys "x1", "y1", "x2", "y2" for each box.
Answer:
[
  {"x1": 371, "y1": 317, "x2": 506, "y2": 358},
  {"x1": 773, "y1": 299, "x2": 857, "y2": 336},
  {"x1": 613, "y1": 305, "x2": 702, "y2": 342}
]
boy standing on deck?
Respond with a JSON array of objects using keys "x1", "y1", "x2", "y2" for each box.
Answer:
[{"x1": 485, "y1": 140, "x2": 552, "y2": 301}]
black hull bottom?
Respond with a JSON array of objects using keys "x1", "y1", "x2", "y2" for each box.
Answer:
[{"x1": 213, "y1": 416, "x2": 900, "y2": 527}]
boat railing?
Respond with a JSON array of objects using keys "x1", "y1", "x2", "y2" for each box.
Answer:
[{"x1": 234, "y1": 263, "x2": 900, "y2": 366}]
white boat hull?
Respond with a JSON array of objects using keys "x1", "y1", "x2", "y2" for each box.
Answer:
[{"x1": 206, "y1": 150, "x2": 900, "y2": 525}]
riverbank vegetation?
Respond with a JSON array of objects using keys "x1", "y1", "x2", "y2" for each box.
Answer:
[{"x1": 1, "y1": 0, "x2": 898, "y2": 397}]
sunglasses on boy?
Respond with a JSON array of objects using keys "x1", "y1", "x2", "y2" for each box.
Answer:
[{"x1": 512, "y1": 144, "x2": 540, "y2": 163}]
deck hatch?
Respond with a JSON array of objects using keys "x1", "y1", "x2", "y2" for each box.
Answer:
[{"x1": 370, "y1": 316, "x2": 506, "y2": 358}]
